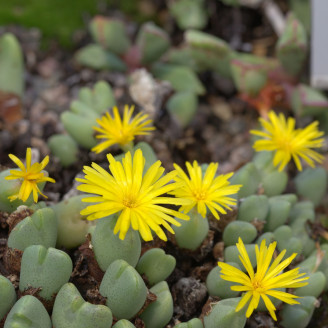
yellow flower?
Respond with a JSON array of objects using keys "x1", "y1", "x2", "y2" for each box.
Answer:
[
  {"x1": 76, "y1": 149, "x2": 189, "y2": 241},
  {"x1": 169, "y1": 161, "x2": 241, "y2": 220},
  {"x1": 92, "y1": 105, "x2": 155, "y2": 154},
  {"x1": 218, "y1": 238, "x2": 309, "y2": 321},
  {"x1": 250, "y1": 111, "x2": 324, "y2": 171},
  {"x1": 5, "y1": 148, "x2": 55, "y2": 202}
]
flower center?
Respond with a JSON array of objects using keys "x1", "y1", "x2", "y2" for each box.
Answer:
[
  {"x1": 24, "y1": 171, "x2": 44, "y2": 182},
  {"x1": 277, "y1": 135, "x2": 293, "y2": 152},
  {"x1": 193, "y1": 189, "x2": 207, "y2": 201},
  {"x1": 117, "y1": 131, "x2": 130, "y2": 145},
  {"x1": 252, "y1": 278, "x2": 264, "y2": 291},
  {"x1": 122, "y1": 195, "x2": 138, "y2": 208}
]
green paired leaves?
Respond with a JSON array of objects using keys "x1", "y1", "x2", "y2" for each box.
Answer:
[
  {"x1": 0, "y1": 33, "x2": 24, "y2": 96},
  {"x1": 280, "y1": 296, "x2": 316, "y2": 328},
  {"x1": 203, "y1": 298, "x2": 247, "y2": 328},
  {"x1": 140, "y1": 281, "x2": 173, "y2": 328},
  {"x1": 19, "y1": 245, "x2": 72, "y2": 300},
  {"x1": 60, "y1": 81, "x2": 116, "y2": 149},
  {"x1": 52, "y1": 283, "x2": 113, "y2": 328},
  {"x1": 99, "y1": 259, "x2": 147, "y2": 319},
  {"x1": 136, "y1": 248, "x2": 176, "y2": 286},
  {"x1": 276, "y1": 12, "x2": 307, "y2": 77},
  {"x1": 206, "y1": 263, "x2": 241, "y2": 299},
  {"x1": 91, "y1": 217, "x2": 141, "y2": 271},
  {"x1": 4, "y1": 296, "x2": 51, "y2": 328},
  {"x1": 52, "y1": 195, "x2": 92, "y2": 249},
  {"x1": 173, "y1": 211, "x2": 209, "y2": 251},
  {"x1": 0, "y1": 275, "x2": 16, "y2": 321},
  {"x1": 8, "y1": 208, "x2": 57, "y2": 251}
]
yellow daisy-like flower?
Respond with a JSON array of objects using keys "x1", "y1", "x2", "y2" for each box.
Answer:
[
  {"x1": 5, "y1": 148, "x2": 55, "y2": 202},
  {"x1": 92, "y1": 105, "x2": 155, "y2": 154},
  {"x1": 76, "y1": 149, "x2": 190, "y2": 241},
  {"x1": 169, "y1": 161, "x2": 241, "y2": 220},
  {"x1": 250, "y1": 110, "x2": 324, "y2": 171},
  {"x1": 218, "y1": 238, "x2": 309, "y2": 321}
]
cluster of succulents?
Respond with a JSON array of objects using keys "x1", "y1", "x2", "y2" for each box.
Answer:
[
  {"x1": 72, "y1": 7, "x2": 328, "y2": 135},
  {"x1": 1, "y1": 103, "x2": 327, "y2": 327},
  {"x1": 75, "y1": 15, "x2": 206, "y2": 128},
  {"x1": 1, "y1": 5, "x2": 328, "y2": 328}
]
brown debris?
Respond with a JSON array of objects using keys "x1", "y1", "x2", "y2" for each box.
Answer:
[
  {"x1": 0, "y1": 91, "x2": 23, "y2": 124},
  {"x1": 3, "y1": 246, "x2": 23, "y2": 275},
  {"x1": 308, "y1": 220, "x2": 328, "y2": 241},
  {"x1": 18, "y1": 286, "x2": 55, "y2": 313},
  {"x1": 140, "y1": 237, "x2": 167, "y2": 256},
  {"x1": 200, "y1": 296, "x2": 220, "y2": 319},
  {"x1": 6, "y1": 273, "x2": 19, "y2": 289},
  {"x1": 136, "y1": 290, "x2": 157, "y2": 316},
  {"x1": 7, "y1": 206, "x2": 34, "y2": 233},
  {"x1": 252, "y1": 218, "x2": 266, "y2": 233},
  {"x1": 0, "y1": 211, "x2": 9, "y2": 230},
  {"x1": 134, "y1": 317, "x2": 146, "y2": 328},
  {"x1": 78, "y1": 234, "x2": 104, "y2": 283},
  {"x1": 191, "y1": 262, "x2": 214, "y2": 282},
  {"x1": 209, "y1": 206, "x2": 238, "y2": 232},
  {"x1": 85, "y1": 287, "x2": 107, "y2": 305},
  {"x1": 212, "y1": 241, "x2": 224, "y2": 261}
]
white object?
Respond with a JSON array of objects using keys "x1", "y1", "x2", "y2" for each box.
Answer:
[{"x1": 311, "y1": 0, "x2": 328, "y2": 89}]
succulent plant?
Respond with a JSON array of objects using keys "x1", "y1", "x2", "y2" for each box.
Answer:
[
  {"x1": 60, "y1": 81, "x2": 116, "y2": 149},
  {"x1": 113, "y1": 320, "x2": 136, "y2": 328},
  {"x1": 174, "y1": 318, "x2": 203, "y2": 328},
  {"x1": 168, "y1": 0, "x2": 208, "y2": 30},
  {"x1": 1, "y1": 140, "x2": 326, "y2": 327},
  {"x1": 166, "y1": 91, "x2": 198, "y2": 128},
  {"x1": 2, "y1": 5, "x2": 328, "y2": 326},
  {"x1": 294, "y1": 167, "x2": 327, "y2": 206},
  {"x1": 223, "y1": 221, "x2": 257, "y2": 246},
  {"x1": 0, "y1": 275, "x2": 16, "y2": 321},
  {"x1": 136, "y1": 248, "x2": 176, "y2": 286},
  {"x1": 206, "y1": 263, "x2": 241, "y2": 299},
  {"x1": 0, "y1": 33, "x2": 24, "y2": 97},
  {"x1": 224, "y1": 244, "x2": 256, "y2": 271},
  {"x1": 52, "y1": 283, "x2": 113, "y2": 328},
  {"x1": 76, "y1": 17, "x2": 171, "y2": 72},
  {"x1": 48, "y1": 134, "x2": 79, "y2": 167},
  {"x1": 0, "y1": 170, "x2": 35, "y2": 212},
  {"x1": 4, "y1": 295, "x2": 52, "y2": 328},
  {"x1": 237, "y1": 194, "x2": 269, "y2": 222},
  {"x1": 280, "y1": 296, "x2": 317, "y2": 328},
  {"x1": 7, "y1": 207, "x2": 57, "y2": 251},
  {"x1": 276, "y1": 12, "x2": 307, "y2": 77},
  {"x1": 52, "y1": 195, "x2": 92, "y2": 249},
  {"x1": 203, "y1": 298, "x2": 247, "y2": 328},
  {"x1": 99, "y1": 259, "x2": 147, "y2": 319},
  {"x1": 139, "y1": 281, "x2": 173, "y2": 328},
  {"x1": 19, "y1": 245, "x2": 72, "y2": 300},
  {"x1": 90, "y1": 216, "x2": 141, "y2": 271},
  {"x1": 173, "y1": 210, "x2": 209, "y2": 251},
  {"x1": 184, "y1": 30, "x2": 234, "y2": 78}
]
